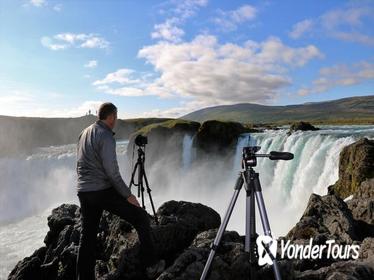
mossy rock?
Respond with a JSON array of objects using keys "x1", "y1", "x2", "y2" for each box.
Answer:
[
  {"x1": 288, "y1": 121, "x2": 319, "y2": 135},
  {"x1": 194, "y1": 120, "x2": 250, "y2": 154},
  {"x1": 127, "y1": 119, "x2": 200, "y2": 165},
  {"x1": 331, "y1": 138, "x2": 374, "y2": 199},
  {"x1": 133, "y1": 119, "x2": 200, "y2": 137}
]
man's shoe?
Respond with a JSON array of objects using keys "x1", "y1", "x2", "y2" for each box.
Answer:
[{"x1": 146, "y1": 259, "x2": 165, "y2": 279}]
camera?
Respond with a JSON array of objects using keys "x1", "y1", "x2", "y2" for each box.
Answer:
[
  {"x1": 242, "y1": 146, "x2": 261, "y2": 167},
  {"x1": 135, "y1": 134, "x2": 148, "y2": 146}
]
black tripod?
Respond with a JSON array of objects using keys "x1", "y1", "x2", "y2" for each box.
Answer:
[
  {"x1": 200, "y1": 146, "x2": 293, "y2": 280},
  {"x1": 129, "y1": 144, "x2": 159, "y2": 225}
]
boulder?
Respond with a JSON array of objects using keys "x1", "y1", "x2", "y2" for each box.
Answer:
[
  {"x1": 8, "y1": 200, "x2": 220, "y2": 280},
  {"x1": 288, "y1": 122, "x2": 319, "y2": 135},
  {"x1": 330, "y1": 138, "x2": 374, "y2": 198},
  {"x1": 194, "y1": 120, "x2": 250, "y2": 155},
  {"x1": 347, "y1": 178, "x2": 374, "y2": 225},
  {"x1": 127, "y1": 119, "x2": 200, "y2": 165},
  {"x1": 295, "y1": 259, "x2": 374, "y2": 280},
  {"x1": 286, "y1": 194, "x2": 358, "y2": 244}
]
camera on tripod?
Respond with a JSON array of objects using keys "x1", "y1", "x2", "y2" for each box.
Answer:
[
  {"x1": 200, "y1": 144, "x2": 295, "y2": 280},
  {"x1": 135, "y1": 134, "x2": 148, "y2": 146},
  {"x1": 129, "y1": 133, "x2": 158, "y2": 224}
]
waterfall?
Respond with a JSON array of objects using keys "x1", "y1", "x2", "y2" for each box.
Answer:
[
  {"x1": 182, "y1": 134, "x2": 194, "y2": 169},
  {"x1": 1, "y1": 126, "x2": 373, "y2": 278},
  {"x1": 0, "y1": 141, "x2": 129, "y2": 223},
  {"x1": 246, "y1": 126, "x2": 373, "y2": 215}
]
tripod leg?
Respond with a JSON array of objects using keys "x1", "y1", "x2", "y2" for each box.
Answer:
[
  {"x1": 245, "y1": 174, "x2": 258, "y2": 280},
  {"x1": 200, "y1": 174, "x2": 244, "y2": 280},
  {"x1": 142, "y1": 168, "x2": 159, "y2": 225},
  {"x1": 245, "y1": 188, "x2": 256, "y2": 253},
  {"x1": 137, "y1": 163, "x2": 145, "y2": 208},
  {"x1": 129, "y1": 162, "x2": 139, "y2": 191},
  {"x1": 253, "y1": 174, "x2": 282, "y2": 280}
]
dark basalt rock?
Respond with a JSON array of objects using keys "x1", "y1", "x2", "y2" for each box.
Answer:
[
  {"x1": 286, "y1": 194, "x2": 358, "y2": 244},
  {"x1": 127, "y1": 119, "x2": 201, "y2": 165},
  {"x1": 194, "y1": 120, "x2": 250, "y2": 155},
  {"x1": 8, "y1": 200, "x2": 220, "y2": 280},
  {"x1": 9, "y1": 137, "x2": 374, "y2": 280},
  {"x1": 330, "y1": 138, "x2": 374, "y2": 199},
  {"x1": 295, "y1": 259, "x2": 374, "y2": 280},
  {"x1": 347, "y1": 178, "x2": 374, "y2": 225},
  {"x1": 288, "y1": 122, "x2": 319, "y2": 135}
]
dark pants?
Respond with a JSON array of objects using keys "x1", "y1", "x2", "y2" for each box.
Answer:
[{"x1": 76, "y1": 187, "x2": 156, "y2": 280}]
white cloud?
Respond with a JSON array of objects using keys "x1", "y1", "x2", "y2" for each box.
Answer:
[
  {"x1": 84, "y1": 60, "x2": 98, "y2": 68},
  {"x1": 0, "y1": 92, "x2": 105, "y2": 118},
  {"x1": 53, "y1": 4, "x2": 62, "y2": 12},
  {"x1": 297, "y1": 61, "x2": 374, "y2": 96},
  {"x1": 333, "y1": 31, "x2": 374, "y2": 46},
  {"x1": 30, "y1": 0, "x2": 46, "y2": 7},
  {"x1": 151, "y1": 18, "x2": 185, "y2": 43},
  {"x1": 290, "y1": 5, "x2": 374, "y2": 45},
  {"x1": 173, "y1": 0, "x2": 208, "y2": 19},
  {"x1": 41, "y1": 33, "x2": 110, "y2": 50},
  {"x1": 137, "y1": 35, "x2": 322, "y2": 105},
  {"x1": 94, "y1": 35, "x2": 322, "y2": 115},
  {"x1": 214, "y1": 4, "x2": 257, "y2": 31},
  {"x1": 150, "y1": 0, "x2": 207, "y2": 42},
  {"x1": 289, "y1": 19, "x2": 314, "y2": 39},
  {"x1": 92, "y1": 69, "x2": 158, "y2": 97},
  {"x1": 320, "y1": 7, "x2": 369, "y2": 30},
  {"x1": 93, "y1": 69, "x2": 139, "y2": 85},
  {"x1": 41, "y1": 36, "x2": 68, "y2": 50}
]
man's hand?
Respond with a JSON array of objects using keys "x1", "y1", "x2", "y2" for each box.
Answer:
[{"x1": 127, "y1": 194, "x2": 140, "y2": 207}]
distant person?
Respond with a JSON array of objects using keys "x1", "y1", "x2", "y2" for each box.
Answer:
[{"x1": 76, "y1": 102, "x2": 164, "y2": 280}]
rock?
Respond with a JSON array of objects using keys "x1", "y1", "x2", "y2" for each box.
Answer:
[
  {"x1": 347, "y1": 178, "x2": 374, "y2": 225},
  {"x1": 295, "y1": 259, "x2": 374, "y2": 280},
  {"x1": 194, "y1": 120, "x2": 249, "y2": 155},
  {"x1": 8, "y1": 247, "x2": 46, "y2": 280},
  {"x1": 157, "y1": 229, "x2": 249, "y2": 280},
  {"x1": 331, "y1": 138, "x2": 374, "y2": 199},
  {"x1": 8, "y1": 200, "x2": 220, "y2": 280},
  {"x1": 9, "y1": 137, "x2": 374, "y2": 280},
  {"x1": 286, "y1": 194, "x2": 358, "y2": 244},
  {"x1": 288, "y1": 121, "x2": 319, "y2": 135},
  {"x1": 127, "y1": 119, "x2": 200, "y2": 165},
  {"x1": 359, "y1": 238, "x2": 374, "y2": 260}
]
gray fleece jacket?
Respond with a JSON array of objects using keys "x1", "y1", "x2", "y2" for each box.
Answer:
[{"x1": 76, "y1": 120, "x2": 131, "y2": 198}]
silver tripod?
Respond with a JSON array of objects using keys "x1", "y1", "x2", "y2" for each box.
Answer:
[{"x1": 200, "y1": 146, "x2": 293, "y2": 280}]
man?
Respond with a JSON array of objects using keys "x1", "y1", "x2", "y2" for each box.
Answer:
[{"x1": 76, "y1": 102, "x2": 164, "y2": 279}]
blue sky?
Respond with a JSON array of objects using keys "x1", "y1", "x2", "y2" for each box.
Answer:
[{"x1": 0, "y1": 0, "x2": 373, "y2": 118}]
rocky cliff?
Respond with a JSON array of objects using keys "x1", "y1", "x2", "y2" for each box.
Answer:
[
  {"x1": 330, "y1": 138, "x2": 374, "y2": 198},
  {"x1": 8, "y1": 138, "x2": 374, "y2": 280}
]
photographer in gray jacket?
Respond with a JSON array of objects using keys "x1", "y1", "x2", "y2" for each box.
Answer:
[{"x1": 76, "y1": 102, "x2": 164, "y2": 280}]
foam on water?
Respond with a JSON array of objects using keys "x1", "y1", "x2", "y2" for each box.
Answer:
[{"x1": 1, "y1": 127, "x2": 373, "y2": 278}]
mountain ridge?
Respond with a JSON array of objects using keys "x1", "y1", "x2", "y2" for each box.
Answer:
[{"x1": 181, "y1": 95, "x2": 374, "y2": 124}]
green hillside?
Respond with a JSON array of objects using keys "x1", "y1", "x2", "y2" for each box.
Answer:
[{"x1": 181, "y1": 95, "x2": 374, "y2": 124}]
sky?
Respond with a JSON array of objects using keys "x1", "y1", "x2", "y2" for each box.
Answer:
[{"x1": 0, "y1": 0, "x2": 373, "y2": 119}]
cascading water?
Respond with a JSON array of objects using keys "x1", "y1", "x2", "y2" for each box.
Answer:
[
  {"x1": 182, "y1": 134, "x2": 194, "y2": 170},
  {"x1": 0, "y1": 141, "x2": 130, "y2": 279},
  {"x1": 1, "y1": 126, "x2": 373, "y2": 279}
]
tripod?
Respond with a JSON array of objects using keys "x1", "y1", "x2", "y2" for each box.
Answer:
[
  {"x1": 200, "y1": 146, "x2": 293, "y2": 280},
  {"x1": 129, "y1": 145, "x2": 159, "y2": 225}
]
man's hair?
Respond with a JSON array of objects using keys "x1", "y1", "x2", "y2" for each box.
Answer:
[{"x1": 98, "y1": 102, "x2": 117, "y2": 120}]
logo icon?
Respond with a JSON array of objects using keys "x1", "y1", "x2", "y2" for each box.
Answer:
[{"x1": 256, "y1": 235, "x2": 277, "y2": 265}]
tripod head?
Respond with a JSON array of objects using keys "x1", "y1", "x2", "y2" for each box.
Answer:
[{"x1": 242, "y1": 146, "x2": 294, "y2": 168}]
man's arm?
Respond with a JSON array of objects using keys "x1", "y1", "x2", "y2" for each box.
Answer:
[{"x1": 100, "y1": 133, "x2": 132, "y2": 199}]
